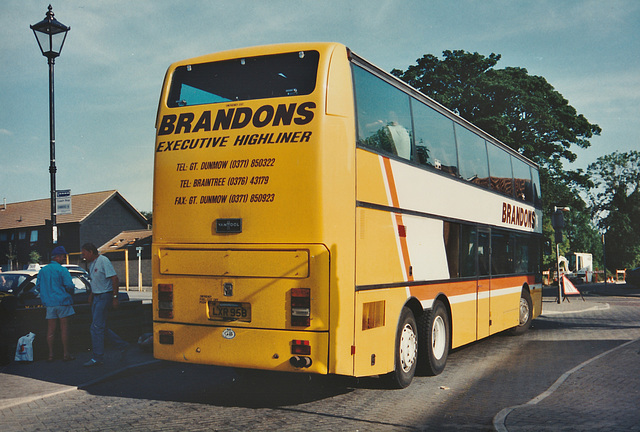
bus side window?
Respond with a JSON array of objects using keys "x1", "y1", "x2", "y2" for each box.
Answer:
[
  {"x1": 459, "y1": 225, "x2": 478, "y2": 277},
  {"x1": 491, "y1": 230, "x2": 515, "y2": 275},
  {"x1": 514, "y1": 234, "x2": 530, "y2": 274},
  {"x1": 488, "y1": 143, "x2": 514, "y2": 197},
  {"x1": 531, "y1": 168, "x2": 542, "y2": 207},
  {"x1": 412, "y1": 100, "x2": 457, "y2": 175},
  {"x1": 478, "y1": 231, "x2": 490, "y2": 277},
  {"x1": 443, "y1": 222, "x2": 461, "y2": 278},
  {"x1": 353, "y1": 65, "x2": 413, "y2": 160},
  {"x1": 455, "y1": 124, "x2": 490, "y2": 188},
  {"x1": 512, "y1": 156, "x2": 533, "y2": 202}
]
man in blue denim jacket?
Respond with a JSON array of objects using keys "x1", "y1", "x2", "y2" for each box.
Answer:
[{"x1": 36, "y1": 245, "x2": 76, "y2": 362}]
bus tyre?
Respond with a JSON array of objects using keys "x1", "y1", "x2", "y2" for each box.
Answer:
[
  {"x1": 385, "y1": 307, "x2": 418, "y2": 389},
  {"x1": 417, "y1": 300, "x2": 450, "y2": 376},
  {"x1": 510, "y1": 289, "x2": 533, "y2": 336}
]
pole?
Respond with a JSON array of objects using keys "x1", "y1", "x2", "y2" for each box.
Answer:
[
  {"x1": 138, "y1": 247, "x2": 142, "y2": 291},
  {"x1": 603, "y1": 233, "x2": 607, "y2": 290},
  {"x1": 125, "y1": 249, "x2": 130, "y2": 291},
  {"x1": 556, "y1": 243, "x2": 562, "y2": 304},
  {"x1": 48, "y1": 56, "x2": 58, "y2": 246}
]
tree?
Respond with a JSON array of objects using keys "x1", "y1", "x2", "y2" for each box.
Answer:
[
  {"x1": 5, "y1": 242, "x2": 16, "y2": 270},
  {"x1": 588, "y1": 151, "x2": 640, "y2": 271},
  {"x1": 29, "y1": 250, "x2": 41, "y2": 264},
  {"x1": 391, "y1": 50, "x2": 601, "y2": 176},
  {"x1": 141, "y1": 211, "x2": 152, "y2": 227},
  {"x1": 541, "y1": 166, "x2": 603, "y2": 270},
  {"x1": 392, "y1": 50, "x2": 602, "y2": 266}
]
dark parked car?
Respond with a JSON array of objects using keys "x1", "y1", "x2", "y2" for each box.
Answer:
[
  {"x1": 62, "y1": 264, "x2": 90, "y2": 278},
  {"x1": 0, "y1": 269, "x2": 129, "y2": 309},
  {"x1": 0, "y1": 269, "x2": 129, "y2": 308},
  {"x1": 0, "y1": 269, "x2": 144, "y2": 362}
]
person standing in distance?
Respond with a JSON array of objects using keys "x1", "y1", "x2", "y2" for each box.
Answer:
[
  {"x1": 36, "y1": 245, "x2": 76, "y2": 362},
  {"x1": 81, "y1": 243, "x2": 129, "y2": 367}
]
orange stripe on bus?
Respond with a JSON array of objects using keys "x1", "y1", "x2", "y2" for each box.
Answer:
[
  {"x1": 410, "y1": 280, "x2": 478, "y2": 300},
  {"x1": 382, "y1": 157, "x2": 400, "y2": 208},
  {"x1": 395, "y1": 214, "x2": 414, "y2": 282},
  {"x1": 408, "y1": 276, "x2": 537, "y2": 302},
  {"x1": 381, "y1": 157, "x2": 414, "y2": 282}
]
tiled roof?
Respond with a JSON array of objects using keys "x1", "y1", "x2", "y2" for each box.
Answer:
[
  {"x1": 99, "y1": 229, "x2": 152, "y2": 253},
  {"x1": 0, "y1": 190, "x2": 122, "y2": 230}
]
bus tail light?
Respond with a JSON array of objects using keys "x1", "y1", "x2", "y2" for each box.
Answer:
[
  {"x1": 158, "y1": 284, "x2": 174, "y2": 319},
  {"x1": 291, "y1": 288, "x2": 310, "y2": 326},
  {"x1": 291, "y1": 339, "x2": 311, "y2": 355},
  {"x1": 290, "y1": 340, "x2": 312, "y2": 368},
  {"x1": 159, "y1": 330, "x2": 174, "y2": 345}
]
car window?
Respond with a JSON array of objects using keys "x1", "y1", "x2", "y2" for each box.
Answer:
[
  {"x1": 19, "y1": 279, "x2": 39, "y2": 301},
  {"x1": 72, "y1": 275, "x2": 88, "y2": 294},
  {"x1": 0, "y1": 275, "x2": 27, "y2": 293}
]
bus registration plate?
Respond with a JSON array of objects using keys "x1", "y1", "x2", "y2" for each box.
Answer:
[{"x1": 208, "y1": 301, "x2": 251, "y2": 322}]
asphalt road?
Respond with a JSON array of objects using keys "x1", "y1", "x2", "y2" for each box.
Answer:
[{"x1": 2, "y1": 285, "x2": 640, "y2": 431}]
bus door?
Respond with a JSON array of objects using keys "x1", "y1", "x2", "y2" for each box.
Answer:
[{"x1": 477, "y1": 228, "x2": 491, "y2": 339}]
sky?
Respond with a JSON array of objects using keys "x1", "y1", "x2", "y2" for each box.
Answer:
[{"x1": 1, "y1": 0, "x2": 638, "y2": 213}]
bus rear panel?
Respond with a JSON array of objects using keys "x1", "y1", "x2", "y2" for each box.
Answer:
[{"x1": 152, "y1": 43, "x2": 357, "y2": 376}]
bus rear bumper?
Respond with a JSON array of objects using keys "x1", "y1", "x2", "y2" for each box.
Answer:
[{"x1": 153, "y1": 322, "x2": 329, "y2": 374}]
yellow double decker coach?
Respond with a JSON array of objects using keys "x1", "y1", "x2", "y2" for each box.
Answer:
[{"x1": 152, "y1": 42, "x2": 543, "y2": 388}]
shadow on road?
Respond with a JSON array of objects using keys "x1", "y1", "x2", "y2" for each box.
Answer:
[{"x1": 85, "y1": 362, "x2": 355, "y2": 408}]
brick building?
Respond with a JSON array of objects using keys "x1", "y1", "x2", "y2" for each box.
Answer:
[{"x1": 0, "y1": 190, "x2": 148, "y2": 270}]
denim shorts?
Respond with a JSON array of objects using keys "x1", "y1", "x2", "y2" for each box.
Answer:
[{"x1": 46, "y1": 305, "x2": 75, "y2": 319}]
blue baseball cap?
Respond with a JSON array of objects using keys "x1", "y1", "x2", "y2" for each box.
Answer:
[{"x1": 51, "y1": 246, "x2": 67, "y2": 256}]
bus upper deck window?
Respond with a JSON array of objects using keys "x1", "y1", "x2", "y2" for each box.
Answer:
[{"x1": 167, "y1": 51, "x2": 320, "y2": 108}]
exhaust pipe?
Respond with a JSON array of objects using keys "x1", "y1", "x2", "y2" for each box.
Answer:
[{"x1": 289, "y1": 356, "x2": 312, "y2": 368}]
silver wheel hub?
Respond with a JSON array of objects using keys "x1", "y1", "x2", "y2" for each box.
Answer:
[
  {"x1": 399, "y1": 323, "x2": 417, "y2": 372},
  {"x1": 519, "y1": 297, "x2": 530, "y2": 325},
  {"x1": 432, "y1": 315, "x2": 446, "y2": 360}
]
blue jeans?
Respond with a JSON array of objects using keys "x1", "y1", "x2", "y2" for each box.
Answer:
[{"x1": 90, "y1": 292, "x2": 128, "y2": 361}]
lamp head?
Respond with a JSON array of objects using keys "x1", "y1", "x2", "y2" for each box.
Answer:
[{"x1": 31, "y1": 5, "x2": 70, "y2": 59}]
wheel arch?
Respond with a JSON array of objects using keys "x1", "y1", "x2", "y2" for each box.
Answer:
[
  {"x1": 404, "y1": 297, "x2": 423, "y2": 321},
  {"x1": 521, "y1": 282, "x2": 537, "y2": 317},
  {"x1": 434, "y1": 294, "x2": 452, "y2": 346},
  {"x1": 406, "y1": 294, "x2": 452, "y2": 345},
  {"x1": 509, "y1": 283, "x2": 534, "y2": 336}
]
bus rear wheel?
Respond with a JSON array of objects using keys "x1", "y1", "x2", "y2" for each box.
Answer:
[
  {"x1": 384, "y1": 307, "x2": 418, "y2": 389},
  {"x1": 417, "y1": 300, "x2": 450, "y2": 376}
]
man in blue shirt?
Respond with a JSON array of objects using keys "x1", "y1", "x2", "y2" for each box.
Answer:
[
  {"x1": 36, "y1": 245, "x2": 76, "y2": 362},
  {"x1": 81, "y1": 243, "x2": 128, "y2": 366}
]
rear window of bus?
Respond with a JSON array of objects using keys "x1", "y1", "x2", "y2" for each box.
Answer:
[{"x1": 167, "y1": 50, "x2": 320, "y2": 108}]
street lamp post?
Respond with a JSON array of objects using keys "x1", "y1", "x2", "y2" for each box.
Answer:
[{"x1": 31, "y1": 5, "x2": 70, "y2": 248}]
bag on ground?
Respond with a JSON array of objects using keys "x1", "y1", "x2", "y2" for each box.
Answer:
[{"x1": 14, "y1": 332, "x2": 36, "y2": 362}]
